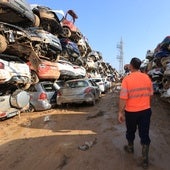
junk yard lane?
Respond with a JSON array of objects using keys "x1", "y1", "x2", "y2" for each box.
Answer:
[{"x1": 0, "y1": 89, "x2": 169, "y2": 170}]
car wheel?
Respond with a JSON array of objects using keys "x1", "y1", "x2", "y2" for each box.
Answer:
[
  {"x1": 62, "y1": 27, "x2": 71, "y2": 37},
  {"x1": 27, "y1": 104, "x2": 35, "y2": 112},
  {"x1": 89, "y1": 96, "x2": 95, "y2": 106},
  {"x1": 0, "y1": 35, "x2": 7, "y2": 53},
  {"x1": 31, "y1": 71, "x2": 39, "y2": 84},
  {"x1": 34, "y1": 14, "x2": 40, "y2": 27},
  {"x1": 91, "y1": 98, "x2": 96, "y2": 106},
  {"x1": 10, "y1": 90, "x2": 30, "y2": 109}
]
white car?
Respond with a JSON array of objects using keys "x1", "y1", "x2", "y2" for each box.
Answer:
[
  {"x1": 57, "y1": 78, "x2": 100, "y2": 106},
  {"x1": 0, "y1": 87, "x2": 30, "y2": 119},
  {"x1": 0, "y1": 54, "x2": 31, "y2": 89},
  {"x1": 90, "y1": 77, "x2": 106, "y2": 93},
  {"x1": 102, "y1": 77, "x2": 112, "y2": 90},
  {"x1": 72, "y1": 65, "x2": 86, "y2": 78},
  {"x1": 57, "y1": 59, "x2": 76, "y2": 78},
  {"x1": 57, "y1": 59, "x2": 86, "y2": 79}
]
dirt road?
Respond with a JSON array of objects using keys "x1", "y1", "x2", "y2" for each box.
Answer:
[{"x1": 0, "y1": 89, "x2": 170, "y2": 170}]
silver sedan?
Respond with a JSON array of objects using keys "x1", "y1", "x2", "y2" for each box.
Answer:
[{"x1": 57, "y1": 78, "x2": 101, "y2": 106}]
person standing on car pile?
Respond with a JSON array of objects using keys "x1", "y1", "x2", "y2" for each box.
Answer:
[{"x1": 118, "y1": 57, "x2": 153, "y2": 169}]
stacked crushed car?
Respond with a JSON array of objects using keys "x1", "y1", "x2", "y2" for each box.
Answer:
[
  {"x1": 0, "y1": 0, "x2": 119, "y2": 120},
  {"x1": 140, "y1": 36, "x2": 170, "y2": 103}
]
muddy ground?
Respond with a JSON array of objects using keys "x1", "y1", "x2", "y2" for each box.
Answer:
[{"x1": 0, "y1": 89, "x2": 170, "y2": 170}]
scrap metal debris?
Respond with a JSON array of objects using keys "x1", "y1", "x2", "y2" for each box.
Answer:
[
  {"x1": 78, "y1": 138, "x2": 97, "y2": 151},
  {"x1": 44, "y1": 115, "x2": 50, "y2": 122}
]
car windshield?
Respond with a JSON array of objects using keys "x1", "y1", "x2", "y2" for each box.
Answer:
[{"x1": 66, "y1": 81, "x2": 88, "y2": 88}]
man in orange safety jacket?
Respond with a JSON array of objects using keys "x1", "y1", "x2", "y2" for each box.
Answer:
[{"x1": 118, "y1": 57, "x2": 153, "y2": 169}]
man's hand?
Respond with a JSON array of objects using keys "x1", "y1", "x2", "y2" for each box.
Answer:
[
  {"x1": 118, "y1": 111, "x2": 125, "y2": 123},
  {"x1": 118, "y1": 98, "x2": 126, "y2": 123}
]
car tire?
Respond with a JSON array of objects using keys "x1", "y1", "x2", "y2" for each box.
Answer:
[
  {"x1": 62, "y1": 27, "x2": 71, "y2": 37},
  {"x1": 89, "y1": 95, "x2": 95, "y2": 106},
  {"x1": 10, "y1": 90, "x2": 30, "y2": 109},
  {"x1": 91, "y1": 98, "x2": 96, "y2": 106},
  {"x1": 31, "y1": 71, "x2": 39, "y2": 84},
  {"x1": 27, "y1": 103, "x2": 35, "y2": 112},
  {"x1": 0, "y1": 34, "x2": 7, "y2": 53},
  {"x1": 34, "y1": 14, "x2": 40, "y2": 27}
]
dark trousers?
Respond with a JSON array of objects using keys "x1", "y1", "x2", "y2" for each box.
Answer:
[{"x1": 125, "y1": 108, "x2": 152, "y2": 145}]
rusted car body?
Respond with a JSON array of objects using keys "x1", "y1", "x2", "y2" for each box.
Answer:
[
  {"x1": 27, "y1": 59, "x2": 60, "y2": 84},
  {"x1": 0, "y1": 22, "x2": 62, "y2": 61},
  {"x1": 60, "y1": 10, "x2": 82, "y2": 41},
  {"x1": 0, "y1": 0, "x2": 40, "y2": 27}
]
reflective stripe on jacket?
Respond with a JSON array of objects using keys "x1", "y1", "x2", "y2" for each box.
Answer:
[{"x1": 120, "y1": 72, "x2": 153, "y2": 112}]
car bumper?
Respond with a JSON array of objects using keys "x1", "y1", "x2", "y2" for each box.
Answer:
[
  {"x1": 57, "y1": 94, "x2": 93, "y2": 105},
  {"x1": 0, "y1": 108, "x2": 19, "y2": 119},
  {"x1": 31, "y1": 100, "x2": 51, "y2": 111}
]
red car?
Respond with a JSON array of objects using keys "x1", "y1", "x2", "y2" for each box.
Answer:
[
  {"x1": 27, "y1": 59, "x2": 60, "y2": 84},
  {"x1": 61, "y1": 10, "x2": 82, "y2": 41}
]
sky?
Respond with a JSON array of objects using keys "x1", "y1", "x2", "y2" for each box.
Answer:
[{"x1": 28, "y1": 0, "x2": 170, "y2": 71}]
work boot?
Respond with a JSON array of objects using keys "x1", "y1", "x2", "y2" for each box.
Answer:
[
  {"x1": 141, "y1": 145, "x2": 149, "y2": 169},
  {"x1": 124, "y1": 143, "x2": 134, "y2": 153}
]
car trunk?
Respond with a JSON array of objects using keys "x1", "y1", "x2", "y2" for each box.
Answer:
[
  {"x1": 42, "y1": 83, "x2": 57, "y2": 104},
  {"x1": 61, "y1": 87, "x2": 85, "y2": 96}
]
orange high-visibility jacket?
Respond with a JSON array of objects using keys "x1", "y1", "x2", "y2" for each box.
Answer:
[{"x1": 120, "y1": 72, "x2": 153, "y2": 112}]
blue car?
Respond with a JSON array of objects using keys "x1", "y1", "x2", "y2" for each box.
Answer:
[{"x1": 60, "y1": 38, "x2": 81, "y2": 59}]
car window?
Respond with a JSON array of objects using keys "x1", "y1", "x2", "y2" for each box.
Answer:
[
  {"x1": 66, "y1": 81, "x2": 88, "y2": 88},
  {"x1": 66, "y1": 82, "x2": 75, "y2": 88},
  {"x1": 42, "y1": 84, "x2": 55, "y2": 92},
  {"x1": 77, "y1": 81, "x2": 88, "y2": 87}
]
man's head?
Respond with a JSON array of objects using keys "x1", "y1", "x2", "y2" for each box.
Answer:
[{"x1": 129, "y1": 57, "x2": 141, "y2": 71}]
